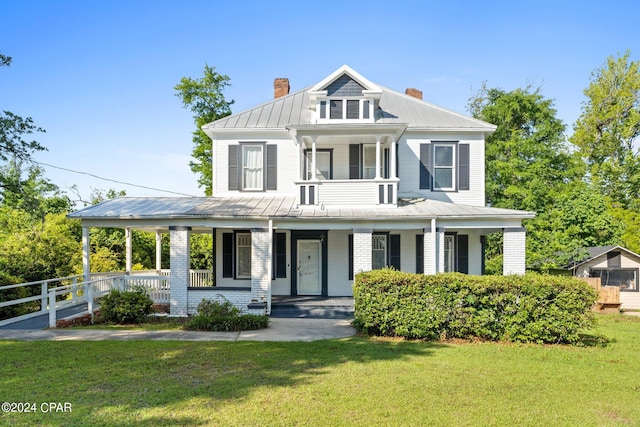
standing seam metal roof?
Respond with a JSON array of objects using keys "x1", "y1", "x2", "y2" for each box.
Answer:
[
  {"x1": 202, "y1": 72, "x2": 494, "y2": 131},
  {"x1": 68, "y1": 196, "x2": 534, "y2": 220}
]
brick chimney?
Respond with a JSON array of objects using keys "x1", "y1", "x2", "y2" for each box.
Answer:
[
  {"x1": 274, "y1": 78, "x2": 290, "y2": 99},
  {"x1": 405, "y1": 88, "x2": 423, "y2": 100}
]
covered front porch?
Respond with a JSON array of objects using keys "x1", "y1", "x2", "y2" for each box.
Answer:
[{"x1": 69, "y1": 196, "x2": 534, "y2": 318}]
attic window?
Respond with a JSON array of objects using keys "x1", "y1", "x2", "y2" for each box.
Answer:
[{"x1": 320, "y1": 99, "x2": 371, "y2": 121}]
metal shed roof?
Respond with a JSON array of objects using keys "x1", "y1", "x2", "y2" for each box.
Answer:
[{"x1": 69, "y1": 196, "x2": 533, "y2": 221}]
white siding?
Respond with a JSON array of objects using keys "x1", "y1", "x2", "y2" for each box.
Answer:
[
  {"x1": 212, "y1": 132, "x2": 298, "y2": 197},
  {"x1": 398, "y1": 132, "x2": 486, "y2": 206}
]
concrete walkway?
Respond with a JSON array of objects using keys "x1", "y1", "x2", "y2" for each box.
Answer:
[{"x1": 0, "y1": 318, "x2": 356, "y2": 342}]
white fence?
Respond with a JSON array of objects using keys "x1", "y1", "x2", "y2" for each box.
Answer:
[{"x1": 1, "y1": 269, "x2": 215, "y2": 328}]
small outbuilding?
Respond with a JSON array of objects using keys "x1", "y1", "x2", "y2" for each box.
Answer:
[{"x1": 565, "y1": 246, "x2": 640, "y2": 310}]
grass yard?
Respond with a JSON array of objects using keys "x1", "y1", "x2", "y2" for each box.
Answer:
[{"x1": 1, "y1": 315, "x2": 639, "y2": 426}]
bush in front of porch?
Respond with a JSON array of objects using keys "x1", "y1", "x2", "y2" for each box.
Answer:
[
  {"x1": 353, "y1": 269, "x2": 598, "y2": 344},
  {"x1": 185, "y1": 298, "x2": 268, "y2": 332}
]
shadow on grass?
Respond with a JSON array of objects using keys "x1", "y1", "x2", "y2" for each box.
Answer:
[{"x1": 0, "y1": 337, "x2": 448, "y2": 426}]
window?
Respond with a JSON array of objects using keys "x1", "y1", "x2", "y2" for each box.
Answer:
[
  {"x1": 444, "y1": 235, "x2": 455, "y2": 272},
  {"x1": 372, "y1": 234, "x2": 387, "y2": 270},
  {"x1": 228, "y1": 144, "x2": 277, "y2": 191},
  {"x1": 320, "y1": 99, "x2": 371, "y2": 121},
  {"x1": 235, "y1": 232, "x2": 252, "y2": 279},
  {"x1": 330, "y1": 100, "x2": 343, "y2": 119},
  {"x1": 419, "y1": 143, "x2": 469, "y2": 191},
  {"x1": 305, "y1": 150, "x2": 332, "y2": 180},
  {"x1": 346, "y1": 100, "x2": 359, "y2": 119},
  {"x1": 433, "y1": 144, "x2": 455, "y2": 190},
  {"x1": 590, "y1": 269, "x2": 638, "y2": 292},
  {"x1": 242, "y1": 145, "x2": 263, "y2": 190},
  {"x1": 363, "y1": 145, "x2": 377, "y2": 179}
]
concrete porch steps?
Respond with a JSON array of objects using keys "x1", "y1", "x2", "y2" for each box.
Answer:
[{"x1": 270, "y1": 296, "x2": 354, "y2": 319}]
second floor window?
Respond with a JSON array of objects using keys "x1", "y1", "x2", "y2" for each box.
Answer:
[
  {"x1": 242, "y1": 145, "x2": 264, "y2": 190},
  {"x1": 433, "y1": 144, "x2": 455, "y2": 191}
]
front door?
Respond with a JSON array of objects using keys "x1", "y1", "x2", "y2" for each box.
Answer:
[{"x1": 297, "y1": 240, "x2": 322, "y2": 295}]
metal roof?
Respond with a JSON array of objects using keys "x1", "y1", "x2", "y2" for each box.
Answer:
[
  {"x1": 202, "y1": 67, "x2": 495, "y2": 132},
  {"x1": 69, "y1": 196, "x2": 534, "y2": 221}
]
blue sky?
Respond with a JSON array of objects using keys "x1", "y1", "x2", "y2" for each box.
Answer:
[{"x1": 1, "y1": 0, "x2": 638, "y2": 204}]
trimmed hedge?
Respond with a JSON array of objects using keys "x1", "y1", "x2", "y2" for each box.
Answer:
[
  {"x1": 185, "y1": 298, "x2": 269, "y2": 332},
  {"x1": 353, "y1": 269, "x2": 598, "y2": 344}
]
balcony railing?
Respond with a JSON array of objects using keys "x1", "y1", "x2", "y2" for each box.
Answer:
[{"x1": 296, "y1": 179, "x2": 398, "y2": 206}]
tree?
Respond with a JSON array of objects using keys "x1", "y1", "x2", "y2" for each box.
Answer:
[
  {"x1": 0, "y1": 53, "x2": 46, "y2": 163},
  {"x1": 571, "y1": 51, "x2": 640, "y2": 209},
  {"x1": 468, "y1": 84, "x2": 581, "y2": 213},
  {"x1": 175, "y1": 65, "x2": 234, "y2": 195},
  {"x1": 526, "y1": 183, "x2": 622, "y2": 270},
  {"x1": 0, "y1": 160, "x2": 71, "y2": 219}
]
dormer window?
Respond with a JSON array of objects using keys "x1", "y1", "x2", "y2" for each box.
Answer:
[{"x1": 319, "y1": 99, "x2": 371, "y2": 121}]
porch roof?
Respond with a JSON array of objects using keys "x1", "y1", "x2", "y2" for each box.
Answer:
[{"x1": 69, "y1": 196, "x2": 534, "y2": 221}]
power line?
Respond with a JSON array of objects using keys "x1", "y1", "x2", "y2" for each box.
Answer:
[{"x1": 33, "y1": 160, "x2": 199, "y2": 197}]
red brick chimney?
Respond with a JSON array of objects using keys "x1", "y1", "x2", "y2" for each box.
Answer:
[
  {"x1": 405, "y1": 88, "x2": 423, "y2": 100},
  {"x1": 274, "y1": 78, "x2": 290, "y2": 99}
]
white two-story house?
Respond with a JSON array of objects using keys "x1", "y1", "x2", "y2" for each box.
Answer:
[{"x1": 70, "y1": 65, "x2": 534, "y2": 315}]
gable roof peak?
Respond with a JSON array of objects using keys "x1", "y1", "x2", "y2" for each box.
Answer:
[{"x1": 309, "y1": 65, "x2": 382, "y2": 96}]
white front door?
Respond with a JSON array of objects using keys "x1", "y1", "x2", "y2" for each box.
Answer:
[{"x1": 297, "y1": 240, "x2": 322, "y2": 295}]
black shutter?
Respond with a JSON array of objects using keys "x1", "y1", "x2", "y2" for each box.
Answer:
[
  {"x1": 457, "y1": 234, "x2": 469, "y2": 274},
  {"x1": 416, "y1": 234, "x2": 424, "y2": 274},
  {"x1": 458, "y1": 144, "x2": 470, "y2": 191},
  {"x1": 348, "y1": 234, "x2": 354, "y2": 280},
  {"x1": 349, "y1": 144, "x2": 360, "y2": 179},
  {"x1": 419, "y1": 144, "x2": 431, "y2": 189},
  {"x1": 228, "y1": 145, "x2": 239, "y2": 190},
  {"x1": 222, "y1": 233, "x2": 233, "y2": 277},
  {"x1": 275, "y1": 232, "x2": 287, "y2": 278},
  {"x1": 266, "y1": 145, "x2": 277, "y2": 190},
  {"x1": 390, "y1": 234, "x2": 401, "y2": 270}
]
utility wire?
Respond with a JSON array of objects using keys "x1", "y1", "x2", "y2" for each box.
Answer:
[{"x1": 33, "y1": 160, "x2": 199, "y2": 197}]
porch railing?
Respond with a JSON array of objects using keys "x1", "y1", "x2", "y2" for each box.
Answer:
[
  {"x1": 133, "y1": 269, "x2": 214, "y2": 287},
  {"x1": 296, "y1": 179, "x2": 398, "y2": 206}
]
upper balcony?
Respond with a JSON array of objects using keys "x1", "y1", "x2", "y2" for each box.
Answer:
[{"x1": 288, "y1": 125, "x2": 405, "y2": 207}]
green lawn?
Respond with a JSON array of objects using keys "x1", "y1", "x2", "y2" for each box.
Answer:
[{"x1": 1, "y1": 315, "x2": 639, "y2": 426}]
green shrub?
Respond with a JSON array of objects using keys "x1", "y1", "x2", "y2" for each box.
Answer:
[
  {"x1": 99, "y1": 286, "x2": 154, "y2": 324},
  {"x1": 185, "y1": 298, "x2": 268, "y2": 332},
  {"x1": 195, "y1": 298, "x2": 240, "y2": 318},
  {"x1": 353, "y1": 269, "x2": 598, "y2": 344}
]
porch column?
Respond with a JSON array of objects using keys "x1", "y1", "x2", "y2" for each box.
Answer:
[
  {"x1": 296, "y1": 136, "x2": 303, "y2": 180},
  {"x1": 250, "y1": 225, "x2": 271, "y2": 313},
  {"x1": 82, "y1": 226, "x2": 91, "y2": 282},
  {"x1": 169, "y1": 226, "x2": 191, "y2": 316},
  {"x1": 311, "y1": 136, "x2": 317, "y2": 181},
  {"x1": 390, "y1": 136, "x2": 397, "y2": 178},
  {"x1": 423, "y1": 222, "x2": 436, "y2": 275},
  {"x1": 503, "y1": 227, "x2": 526, "y2": 275},
  {"x1": 353, "y1": 228, "x2": 373, "y2": 273},
  {"x1": 375, "y1": 135, "x2": 382, "y2": 179},
  {"x1": 155, "y1": 231, "x2": 162, "y2": 273},
  {"x1": 436, "y1": 227, "x2": 445, "y2": 273},
  {"x1": 125, "y1": 227, "x2": 132, "y2": 274}
]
